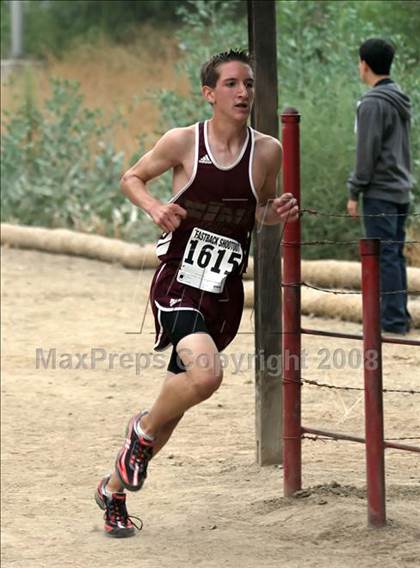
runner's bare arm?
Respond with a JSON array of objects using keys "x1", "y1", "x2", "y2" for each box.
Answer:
[
  {"x1": 120, "y1": 129, "x2": 189, "y2": 232},
  {"x1": 254, "y1": 137, "x2": 298, "y2": 225}
]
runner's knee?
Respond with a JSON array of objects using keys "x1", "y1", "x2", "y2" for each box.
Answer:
[
  {"x1": 186, "y1": 350, "x2": 223, "y2": 399},
  {"x1": 176, "y1": 331, "x2": 223, "y2": 399},
  {"x1": 191, "y1": 367, "x2": 223, "y2": 401}
]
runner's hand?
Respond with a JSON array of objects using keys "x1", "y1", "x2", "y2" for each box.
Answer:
[
  {"x1": 149, "y1": 203, "x2": 187, "y2": 233},
  {"x1": 272, "y1": 194, "x2": 299, "y2": 223}
]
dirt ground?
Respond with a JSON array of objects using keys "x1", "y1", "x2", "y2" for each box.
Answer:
[{"x1": 1, "y1": 247, "x2": 420, "y2": 568}]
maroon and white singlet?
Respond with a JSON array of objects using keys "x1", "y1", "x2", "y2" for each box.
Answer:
[{"x1": 150, "y1": 120, "x2": 258, "y2": 351}]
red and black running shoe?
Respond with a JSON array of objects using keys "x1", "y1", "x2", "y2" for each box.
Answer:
[
  {"x1": 115, "y1": 413, "x2": 154, "y2": 492},
  {"x1": 95, "y1": 475, "x2": 142, "y2": 538}
]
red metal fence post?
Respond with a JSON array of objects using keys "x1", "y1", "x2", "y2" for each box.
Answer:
[
  {"x1": 281, "y1": 108, "x2": 302, "y2": 496},
  {"x1": 360, "y1": 238, "x2": 386, "y2": 527}
]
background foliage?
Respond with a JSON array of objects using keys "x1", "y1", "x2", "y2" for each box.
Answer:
[
  {"x1": 1, "y1": 76, "x2": 160, "y2": 242},
  {"x1": 152, "y1": 0, "x2": 420, "y2": 259},
  {"x1": 1, "y1": 0, "x2": 419, "y2": 258},
  {"x1": 1, "y1": 0, "x2": 179, "y2": 57},
  {"x1": 0, "y1": 0, "x2": 242, "y2": 58}
]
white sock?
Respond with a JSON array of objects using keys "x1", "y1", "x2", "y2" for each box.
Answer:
[{"x1": 134, "y1": 411, "x2": 154, "y2": 442}]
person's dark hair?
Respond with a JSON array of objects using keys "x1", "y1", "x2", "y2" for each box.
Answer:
[
  {"x1": 359, "y1": 38, "x2": 395, "y2": 75},
  {"x1": 201, "y1": 49, "x2": 253, "y2": 88}
]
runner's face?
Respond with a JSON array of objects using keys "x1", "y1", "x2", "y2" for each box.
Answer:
[{"x1": 205, "y1": 61, "x2": 254, "y2": 120}]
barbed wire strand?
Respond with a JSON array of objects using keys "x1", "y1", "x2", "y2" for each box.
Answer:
[
  {"x1": 282, "y1": 376, "x2": 420, "y2": 395},
  {"x1": 281, "y1": 281, "x2": 420, "y2": 297},
  {"x1": 302, "y1": 434, "x2": 420, "y2": 442},
  {"x1": 386, "y1": 437, "x2": 420, "y2": 441},
  {"x1": 282, "y1": 239, "x2": 420, "y2": 246},
  {"x1": 282, "y1": 282, "x2": 362, "y2": 295},
  {"x1": 301, "y1": 208, "x2": 420, "y2": 219}
]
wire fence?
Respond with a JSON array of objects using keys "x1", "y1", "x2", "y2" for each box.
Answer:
[
  {"x1": 283, "y1": 376, "x2": 420, "y2": 395},
  {"x1": 280, "y1": 281, "x2": 420, "y2": 296},
  {"x1": 283, "y1": 239, "x2": 420, "y2": 246},
  {"x1": 281, "y1": 205, "x2": 420, "y2": 448},
  {"x1": 300, "y1": 208, "x2": 420, "y2": 219},
  {"x1": 303, "y1": 434, "x2": 420, "y2": 443}
]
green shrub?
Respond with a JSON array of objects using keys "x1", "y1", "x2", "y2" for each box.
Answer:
[{"x1": 1, "y1": 75, "x2": 161, "y2": 243}]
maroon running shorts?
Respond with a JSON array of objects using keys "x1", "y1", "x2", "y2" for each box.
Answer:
[{"x1": 150, "y1": 261, "x2": 244, "y2": 352}]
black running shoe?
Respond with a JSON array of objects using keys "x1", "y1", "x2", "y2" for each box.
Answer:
[
  {"x1": 115, "y1": 413, "x2": 154, "y2": 492},
  {"x1": 95, "y1": 475, "x2": 143, "y2": 538}
]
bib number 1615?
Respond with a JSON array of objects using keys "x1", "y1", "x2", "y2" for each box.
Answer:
[{"x1": 184, "y1": 240, "x2": 242, "y2": 274}]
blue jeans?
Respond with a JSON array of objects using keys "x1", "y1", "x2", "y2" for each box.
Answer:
[{"x1": 362, "y1": 197, "x2": 410, "y2": 333}]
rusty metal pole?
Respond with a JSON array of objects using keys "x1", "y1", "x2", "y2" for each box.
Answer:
[
  {"x1": 360, "y1": 238, "x2": 386, "y2": 527},
  {"x1": 281, "y1": 108, "x2": 302, "y2": 496}
]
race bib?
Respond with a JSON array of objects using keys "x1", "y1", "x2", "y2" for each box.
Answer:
[{"x1": 177, "y1": 228, "x2": 243, "y2": 293}]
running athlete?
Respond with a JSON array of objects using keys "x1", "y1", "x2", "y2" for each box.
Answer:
[{"x1": 95, "y1": 50, "x2": 299, "y2": 537}]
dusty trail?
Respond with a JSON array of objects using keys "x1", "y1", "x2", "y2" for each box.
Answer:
[{"x1": 1, "y1": 248, "x2": 419, "y2": 568}]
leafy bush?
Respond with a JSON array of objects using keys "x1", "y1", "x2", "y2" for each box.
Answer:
[{"x1": 1, "y1": 76, "x2": 161, "y2": 243}]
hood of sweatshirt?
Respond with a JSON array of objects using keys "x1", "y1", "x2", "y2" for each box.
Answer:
[{"x1": 361, "y1": 82, "x2": 411, "y2": 121}]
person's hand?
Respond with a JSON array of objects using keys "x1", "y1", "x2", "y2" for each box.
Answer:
[
  {"x1": 272, "y1": 193, "x2": 299, "y2": 223},
  {"x1": 347, "y1": 199, "x2": 359, "y2": 218},
  {"x1": 149, "y1": 202, "x2": 187, "y2": 232}
]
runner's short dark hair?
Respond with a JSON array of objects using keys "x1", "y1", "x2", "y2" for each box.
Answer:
[
  {"x1": 201, "y1": 50, "x2": 253, "y2": 88},
  {"x1": 359, "y1": 38, "x2": 395, "y2": 75}
]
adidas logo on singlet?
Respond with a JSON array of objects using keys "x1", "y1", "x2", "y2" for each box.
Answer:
[{"x1": 198, "y1": 154, "x2": 212, "y2": 164}]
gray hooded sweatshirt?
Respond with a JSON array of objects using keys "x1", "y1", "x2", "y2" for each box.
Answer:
[{"x1": 347, "y1": 79, "x2": 413, "y2": 204}]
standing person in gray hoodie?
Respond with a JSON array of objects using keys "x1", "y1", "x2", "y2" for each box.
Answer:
[{"x1": 347, "y1": 38, "x2": 413, "y2": 334}]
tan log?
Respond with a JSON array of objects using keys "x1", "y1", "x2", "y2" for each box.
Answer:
[
  {"x1": 1, "y1": 223, "x2": 160, "y2": 269},
  {"x1": 243, "y1": 280, "x2": 420, "y2": 327},
  {"x1": 1, "y1": 223, "x2": 419, "y2": 326}
]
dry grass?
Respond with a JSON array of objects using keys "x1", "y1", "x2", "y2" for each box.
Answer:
[{"x1": 1, "y1": 25, "x2": 190, "y2": 162}]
